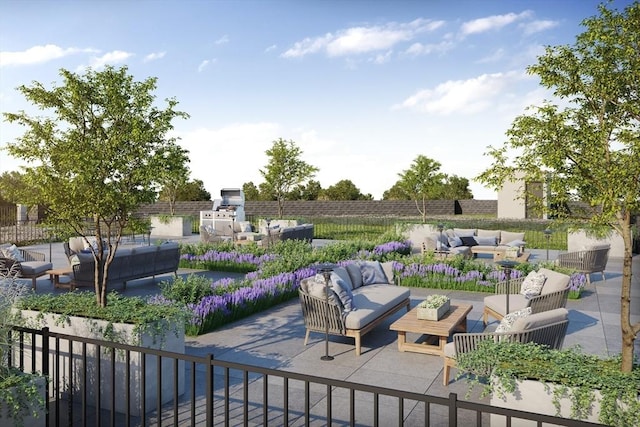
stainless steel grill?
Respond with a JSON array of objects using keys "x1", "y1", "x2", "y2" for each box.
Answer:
[{"x1": 201, "y1": 188, "x2": 246, "y2": 237}]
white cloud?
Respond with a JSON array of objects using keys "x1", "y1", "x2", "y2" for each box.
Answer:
[
  {"x1": 87, "y1": 50, "x2": 133, "y2": 69},
  {"x1": 0, "y1": 44, "x2": 92, "y2": 67},
  {"x1": 264, "y1": 44, "x2": 277, "y2": 53},
  {"x1": 281, "y1": 18, "x2": 444, "y2": 59},
  {"x1": 143, "y1": 51, "x2": 166, "y2": 62},
  {"x1": 215, "y1": 35, "x2": 230, "y2": 45},
  {"x1": 197, "y1": 59, "x2": 216, "y2": 72},
  {"x1": 393, "y1": 71, "x2": 527, "y2": 115},
  {"x1": 461, "y1": 11, "x2": 532, "y2": 36},
  {"x1": 520, "y1": 20, "x2": 559, "y2": 35},
  {"x1": 477, "y1": 48, "x2": 505, "y2": 63},
  {"x1": 403, "y1": 40, "x2": 454, "y2": 56}
]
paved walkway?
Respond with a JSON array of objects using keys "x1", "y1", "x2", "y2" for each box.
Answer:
[{"x1": 19, "y1": 236, "x2": 640, "y2": 410}]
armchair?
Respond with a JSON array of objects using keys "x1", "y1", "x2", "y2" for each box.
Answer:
[
  {"x1": 482, "y1": 268, "x2": 570, "y2": 326},
  {"x1": 557, "y1": 244, "x2": 610, "y2": 284},
  {"x1": 443, "y1": 308, "x2": 569, "y2": 385},
  {"x1": 0, "y1": 245, "x2": 52, "y2": 289}
]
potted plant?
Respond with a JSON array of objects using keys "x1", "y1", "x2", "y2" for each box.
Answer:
[
  {"x1": 417, "y1": 294, "x2": 450, "y2": 320},
  {"x1": 456, "y1": 341, "x2": 640, "y2": 426},
  {"x1": 0, "y1": 263, "x2": 46, "y2": 427}
]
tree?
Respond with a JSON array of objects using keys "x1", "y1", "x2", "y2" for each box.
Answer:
[
  {"x1": 442, "y1": 175, "x2": 473, "y2": 200},
  {"x1": 396, "y1": 155, "x2": 446, "y2": 223},
  {"x1": 290, "y1": 179, "x2": 322, "y2": 200},
  {"x1": 259, "y1": 138, "x2": 318, "y2": 218},
  {"x1": 477, "y1": 3, "x2": 640, "y2": 372},
  {"x1": 159, "y1": 179, "x2": 211, "y2": 203},
  {"x1": 242, "y1": 182, "x2": 260, "y2": 201},
  {"x1": 156, "y1": 144, "x2": 191, "y2": 215},
  {"x1": 382, "y1": 182, "x2": 411, "y2": 200},
  {"x1": 3, "y1": 66, "x2": 188, "y2": 307},
  {"x1": 0, "y1": 171, "x2": 28, "y2": 204},
  {"x1": 321, "y1": 179, "x2": 371, "y2": 200}
]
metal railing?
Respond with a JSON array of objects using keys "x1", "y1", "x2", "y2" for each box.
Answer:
[{"x1": 7, "y1": 325, "x2": 603, "y2": 427}]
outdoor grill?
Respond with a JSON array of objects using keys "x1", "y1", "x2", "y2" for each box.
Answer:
[{"x1": 200, "y1": 188, "x2": 246, "y2": 237}]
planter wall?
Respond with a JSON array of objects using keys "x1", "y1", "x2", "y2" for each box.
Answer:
[
  {"x1": 150, "y1": 216, "x2": 192, "y2": 237},
  {"x1": 490, "y1": 378, "x2": 606, "y2": 426},
  {"x1": 19, "y1": 310, "x2": 185, "y2": 416}
]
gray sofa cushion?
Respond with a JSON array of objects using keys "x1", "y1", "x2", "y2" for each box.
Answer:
[
  {"x1": 19, "y1": 261, "x2": 52, "y2": 276},
  {"x1": 511, "y1": 308, "x2": 568, "y2": 332},
  {"x1": 538, "y1": 268, "x2": 570, "y2": 294},
  {"x1": 346, "y1": 264, "x2": 363, "y2": 289},
  {"x1": 332, "y1": 266, "x2": 354, "y2": 290},
  {"x1": 477, "y1": 229, "x2": 501, "y2": 240},
  {"x1": 345, "y1": 284, "x2": 410, "y2": 330},
  {"x1": 359, "y1": 261, "x2": 389, "y2": 285},
  {"x1": 500, "y1": 231, "x2": 525, "y2": 245}
]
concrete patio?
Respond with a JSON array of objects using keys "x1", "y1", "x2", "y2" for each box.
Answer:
[{"x1": 19, "y1": 236, "x2": 640, "y2": 423}]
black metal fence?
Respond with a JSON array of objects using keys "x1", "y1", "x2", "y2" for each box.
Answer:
[{"x1": 7, "y1": 325, "x2": 603, "y2": 427}]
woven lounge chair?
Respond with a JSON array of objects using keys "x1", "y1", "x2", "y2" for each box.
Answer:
[
  {"x1": 556, "y1": 244, "x2": 610, "y2": 284},
  {"x1": 443, "y1": 308, "x2": 569, "y2": 385},
  {"x1": 0, "y1": 245, "x2": 52, "y2": 289},
  {"x1": 482, "y1": 268, "x2": 570, "y2": 326}
]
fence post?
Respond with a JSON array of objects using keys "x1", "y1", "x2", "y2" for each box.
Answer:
[{"x1": 206, "y1": 353, "x2": 213, "y2": 427}]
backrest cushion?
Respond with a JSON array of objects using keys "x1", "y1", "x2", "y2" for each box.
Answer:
[
  {"x1": 68, "y1": 237, "x2": 86, "y2": 253},
  {"x1": 4, "y1": 244, "x2": 24, "y2": 262},
  {"x1": 520, "y1": 271, "x2": 546, "y2": 299},
  {"x1": 332, "y1": 266, "x2": 354, "y2": 290},
  {"x1": 381, "y1": 262, "x2": 394, "y2": 285},
  {"x1": 453, "y1": 228, "x2": 476, "y2": 237},
  {"x1": 511, "y1": 308, "x2": 568, "y2": 332},
  {"x1": 358, "y1": 261, "x2": 389, "y2": 285},
  {"x1": 345, "y1": 263, "x2": 364, "y2": 289},
  {"x1": 495, "y1": 307, "x2": 531, "y2": 333},
  {"x1": 500, "y1": 231, "x2": 525, "y2": 245},
  {"x1": 306, "y1": 275, "x2": 340, "y2": 305},
  {"x1": 538, "y1": 268, "x2": 570, "y2": 294},
  {"x1": 477, "y1": 229, "x2": 501, "y2": 240}
]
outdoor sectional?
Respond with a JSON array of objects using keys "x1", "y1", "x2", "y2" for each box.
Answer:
[
  {"x1": 69, "y1": 242, "x2": 181, "y2": 289},
  {"x1": 422, "y1": 228, "x2": 527, "y2": 259},
  {"x1": 298, "y1": 260, "x2": 410, "y2": 356}
]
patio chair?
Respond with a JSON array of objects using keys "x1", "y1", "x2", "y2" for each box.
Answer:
[
  {"x1": 0, "y1": 245, "x2": 52, "y2": 289},
  {"x1": 200, "y1": 225, "x2": 227, "y2": 243},
  {"x1": 482, "y1": 268, "x2": 570, "y2": 326},
  {"x1": 443, "y1": 308, "x2": 569, "y2": 385},
  {"x1": 556, "y1": 244, "x2": 610, "y2": 284}
]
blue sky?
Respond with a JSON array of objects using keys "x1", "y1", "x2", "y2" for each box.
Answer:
[{"x1": 1, "y1": 0, "x2": 635, "y2": 200}]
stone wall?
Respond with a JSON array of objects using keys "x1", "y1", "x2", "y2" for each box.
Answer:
[{"x1": 135, "y1": 199, "x2": 498, "y2": 218}]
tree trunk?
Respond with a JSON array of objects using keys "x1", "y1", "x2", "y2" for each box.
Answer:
[{"x1": 619, "y1": 213, "x2": 638, "y2": 372}]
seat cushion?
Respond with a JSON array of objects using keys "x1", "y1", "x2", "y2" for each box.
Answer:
[
  {"x1": 20, "y1": 261, "x2": 53, "y2": 276},
  {"x1": 484, "y1": 294, "x2": 530, "y2": 318},
  {"x1": 345, "y1": 284, "x2": 410, "y2": 330}
]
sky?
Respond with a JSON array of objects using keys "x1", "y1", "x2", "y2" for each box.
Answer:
[{"x1": 0, "y1": 0, "x2": 635, "y2": 201}]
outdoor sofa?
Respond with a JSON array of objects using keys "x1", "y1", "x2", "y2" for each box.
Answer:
[
  {"x1": 422, "y1": 228, "x2": 527, "y2": 259},
  {"x1": 299, "y1": 260, "x2": 410, "y2": 356},
  {"x1": 68, "y1": 242, "x2": 181, "y2": 289}
]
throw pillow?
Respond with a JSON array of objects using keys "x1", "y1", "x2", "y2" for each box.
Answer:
[
  {"x1": 330, "y1": 272, "x2": 355, "y2": 311},
  {"x1": 5, "y1": 244, "x2": 24, "y2": 262},
  {"x1": 495, "y1": 307, "x2": 532, "y2": 333},
  {"x1": 459, "y1": 236, "x2": 478, "y2": 247},
  {"x1": 358, "y1": 261, "x2": 388, "y2": 285},
  {"x1": 345, "y1": 263, "x2": 364, "y2": 289},
  {"x1": 506, "y1": 239, "x2": 526, "y2": 247},
  {"x1": 309, "y1": 274, "x2": 340, "y2": 305},
  {"x1": 448, "y1": 236, "x2": 463, "y2": 248},
  {"x1": 520, "y1": 271, "x2": 546, "y2": 299}
]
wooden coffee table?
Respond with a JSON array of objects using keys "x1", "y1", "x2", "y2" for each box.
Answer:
[
  {"x1": 389, "y1": 303, "x2": 472, "y2": 356},
  {"x1": 46, "y1": 267, "x2": 75, "y2": 290}
]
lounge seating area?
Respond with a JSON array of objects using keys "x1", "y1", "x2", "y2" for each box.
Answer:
[
  {"x1": 299, "y1": 260, "x2": 410, "y2": 356},
  {"x1": 421, "y1": 227, "x2": 527, "y2": 260}
]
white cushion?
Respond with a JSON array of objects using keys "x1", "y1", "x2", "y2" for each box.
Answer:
[
  {"x1": 495, "y1": 307, "x2": 531, "y2": 333},
  {"x1": 520, "y1": 271, "x2": 546, "y2": 299},
  {"x1": 5, "y1": 244, "x2": 24, "y2": 262}
]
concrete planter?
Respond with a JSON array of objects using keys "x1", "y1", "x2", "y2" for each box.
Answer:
[
  {"x1": 417, "y1": 299, "x2": 450, "y2": 321},
  {"x1": 489, "y1": 378, "x2": 638, "y2": 426},
  {"x1": 19, "y1": 310, "x2": 185, "y2": 416},
  {"x1": 0, "y1": 375, "x2": 46, "y2": 427},
  {"x1": 150, "y1": 215, "x2": 192, "y2": 237}
]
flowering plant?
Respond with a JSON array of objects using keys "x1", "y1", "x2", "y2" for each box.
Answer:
[{"x1": 418, "y1": 294, "x2": 449, "y2": 309}]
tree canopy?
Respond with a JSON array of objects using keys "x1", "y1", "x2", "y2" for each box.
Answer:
[
  {"x1": 395, "y1": 155, "x2": 446, "y2": 222},
  {"x1": 3, "y1": 66, "x2": 189, "y2": 307},
  {"x1": 477, "y1": 2, "x2": 640, "y2": 372},
  {"x1": 259, "y1": 138, "x2": 318, "y2": 218}
]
